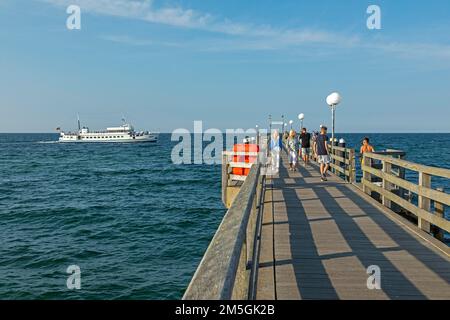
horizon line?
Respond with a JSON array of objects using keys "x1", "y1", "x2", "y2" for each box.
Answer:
[{"x1": 1, "y1": 131, "x2": 450, "y2": 134}]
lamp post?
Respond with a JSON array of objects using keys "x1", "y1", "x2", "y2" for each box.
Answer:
[
  {"x1": 268, "y1": 115, "x2": 272, "y2": 157},
  {"x1": 298, "y1": 113, "x2": 305, "y2": 130},
  {"x1": 326, "y1": 92, "x2": 342, "y2": 155},
  {"x1": 289, "y1": 120, "x2": 293, "y2": 131}
]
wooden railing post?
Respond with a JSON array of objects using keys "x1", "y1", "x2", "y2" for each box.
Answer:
[
  {"x1": 382, "y1": 160, "x2": 392, "y2": 209},
  {"x1": 334, "y1": 146, "x2": 340, "y2": 177},
  {"x1": 246, "y1": 185, "x2": 258, "y2": 269},
  {"x1": 362, "y1": 154, "x2": 372, "y2": 195},
  {"x1": 348, "y1": 149, "x2": 355, "y2": 183},
  {"x1": 418, "y1": 172, "x2": 431, "y2": 233},
  {"x1": 222, "y1": 152, "x2": 228, "y2": 205},
  {"x1": 434, "y1": 187, "x2": 445, "y2": 241},
  {"x1": 327, "y1": 144, "x2": 332, "y2": 173}
]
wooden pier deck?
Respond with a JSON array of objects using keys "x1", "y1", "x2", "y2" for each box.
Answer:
[{"x1": 256, "y1": 152, "x2": 450, "y2": 300}]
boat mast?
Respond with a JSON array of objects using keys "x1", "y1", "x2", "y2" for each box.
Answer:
[{"x1": 77, "y1": 113, "x2": 81, "y2": 131}]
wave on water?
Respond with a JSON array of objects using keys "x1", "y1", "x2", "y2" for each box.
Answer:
[{"x1": 0, "y1": 133, "x2": 224, "y2": 300}]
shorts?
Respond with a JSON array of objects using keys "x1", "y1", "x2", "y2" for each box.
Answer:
[
  {"x1": 289, "y1": 151, "x2": 297, "y2": 164},
  {"x1": 318, "y1": 155, "x2": 331, "y2": 164},
  {"x1": 301, "y1": 148, "x2": 310, "y2": 155}
]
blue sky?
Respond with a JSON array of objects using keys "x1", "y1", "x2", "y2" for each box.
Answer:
[{"x1": 1, "y1": 0, "x2": 450, "y2": 132}]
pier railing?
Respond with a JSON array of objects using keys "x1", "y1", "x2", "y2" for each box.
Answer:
[
  {"x1": 184, "y1": 162, "x2": 265, "y2": 300},
  {"x1": 327, "y1": 144, "x2": 356, "y2": 183},
  {"x1": 362, "y1": 152, "x2": 450, "y2": 240}
]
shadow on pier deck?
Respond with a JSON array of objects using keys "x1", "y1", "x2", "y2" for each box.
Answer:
[
  {"x1": 184, "y1": 148, "x2": 450, "y2": 300},
  {"x1": 256, "y1": 153, "x2": 450, "y2": 300}
]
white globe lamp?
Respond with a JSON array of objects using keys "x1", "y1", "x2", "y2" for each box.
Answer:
[
  {"x1": 298, "y1": 113, "x2": 305, "y2": 130},
  {"x1": 326, "y1": 92, "x2": 342, "y2": 106},
  {"x1": 326, "y1": 91, "x2": 342, "y2": 157}
]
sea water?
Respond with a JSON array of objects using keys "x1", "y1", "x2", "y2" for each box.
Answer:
[{"x1": 0, "y1": 133, "x2": 448, "y2": 299}]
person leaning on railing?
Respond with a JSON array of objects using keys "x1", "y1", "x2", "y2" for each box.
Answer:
[{"x1": 360, "y1": 137, "x2": 375, "y2": 164}]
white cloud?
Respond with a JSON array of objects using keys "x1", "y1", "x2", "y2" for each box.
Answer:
[
  {"x1": 43, "y1": 0, "x2": 212, "y2": 29},
  {"x1": 42, "y1": 0, "x2": 450, "y2": 60},
  {"x1": 368, "y1": 41, "x2": 450, "y2": 59},
  {"x1": 42, "y1": 0, "x2": 354, "y2": 47},
  {"x1": 99, "y1": 34, "x2": 181, "y2": 47}
]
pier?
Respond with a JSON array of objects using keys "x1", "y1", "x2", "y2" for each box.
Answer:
[{"x1": 183, "y1": 137, "x2": 450, "y2": 300}]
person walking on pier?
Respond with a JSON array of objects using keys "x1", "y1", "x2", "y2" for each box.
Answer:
[
  {"x1": 316, "y1": 126, "x2": 330, "y2": 181},
  {"x1": 270, "y1": 130, "x2": 282, "y2": 173},
  {"x1": 311, "y1": 131, "x2": 318, "y2": 161},
  {"x1": 287, "y1": 130, "x2": 299, "y2": 171},
  {"x1": 299, "y1": 128, "x2": 311, "y2": 166}
]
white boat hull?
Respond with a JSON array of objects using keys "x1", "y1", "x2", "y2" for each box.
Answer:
[
  {"x1": 58, "y1": 134, "x2": 158, "y2": 143},
  {"x1": 57, "y1": 120, "x2": 158, "y2": 143}
]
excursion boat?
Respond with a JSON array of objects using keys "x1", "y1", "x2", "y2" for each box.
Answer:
[{"x1": 58, "y1": 118, "x2": 158, "y2": 143}]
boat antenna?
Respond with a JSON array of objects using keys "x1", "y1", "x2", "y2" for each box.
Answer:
[{"x1": 77, "y1": 113, "x2": 81, "y2": 131}]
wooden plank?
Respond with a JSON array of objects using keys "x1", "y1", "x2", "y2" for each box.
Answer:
[
  {"x1": 435, "y1": 188, "x2": 445, "y2": 241},
  {"x1": 327, "y1": 144, "x2": 349, "y2": 153},
  {"x1": 256, "y1": 178, "x2": 276, "y2": 300},
  {"x1": 362, "y1": 155, "x2": 372, "y2": 195},
  {"x1": 229, "y1": 162, "x2": 254, "y2": 168},
  {"x1": 418, "y1": 172, "x2": 431, "y2": 233},
  {"x1": 382, "y1": 161, "x2": 392, "y2": 208},
  {"x1": 230, "y1": 174, "x2": 247, "y2": 181},
  {"x1": 348, "y1": 149, "x2": 356, "y2": 183},
  {"x1": 329, "y1": 163, "x2": 349, "y2": 176},
  {"x1": 331, "y1": 154, "x2": 350, "y2": 165},
  {"x1": 222, "y1": 154, "x2": 228, "y2": 206}
]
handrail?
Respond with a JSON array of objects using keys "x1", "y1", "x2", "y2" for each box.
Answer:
[
  {"x1": 248, "y1": 173, "x2": 266, "y2": 299},
  {"x1": 183, "y1": 163, "x2": 263, "y2": 300},
  {"x1": 365, "y1": 152, "x2": 450, "y2": 179},
  {"x1": 362, "y1": 152, "x2": 450, "y2": 238},
  {"x1": 325, "y1": 143, "x2": 356, "y2": 183}
]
